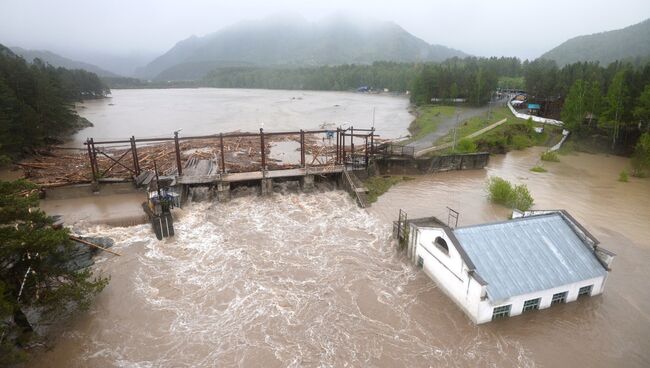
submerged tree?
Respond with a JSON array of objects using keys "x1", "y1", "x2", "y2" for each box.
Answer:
[
  {"x1": 0, "y1": 180, "x2": 109, "y2": 365},
  {"x1": 631, "y1": 133, "x2": 650, "y2": 176}
]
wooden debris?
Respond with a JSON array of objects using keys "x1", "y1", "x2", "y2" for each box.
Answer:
[
  {"x1": 19, "y1": 131, "x2": 345, "y2": 185},
  {"x1": 70, "y1": 235, "x2": 122, "y2": 256}
]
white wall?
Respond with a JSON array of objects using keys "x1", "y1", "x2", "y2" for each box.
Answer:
[
  {"x1": 477, "y1": 275, "x2": 606, "y2": 323},
  {"x1": 411, "y1": 227, "x2": 608, "y2": 324},
  {"x1": 412, "y1": 227, "x2": 486, "y2": 323}
]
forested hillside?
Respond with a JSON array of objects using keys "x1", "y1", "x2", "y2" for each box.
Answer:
[
  {"x1": 406, "y1": 55, "x2": 650, "y2": 155},
  {"x1": 202, "y1": 62, "x2": 417, "y2": 92},
  {"x1": 201, "y1": 56, "x2": 521, "y2": 108},
  {"x1": 10, "y1": 47, "x2": 119, "y2": 77},
  {"x1": 138, "y1": 15, "x2": 467, "y2": 80},
  {"x1": 540, "y1": 18, "x2": 650, "y2": 66},
  {"x1": 0, "y1": 44, "x2": 110, "y2": 159}
]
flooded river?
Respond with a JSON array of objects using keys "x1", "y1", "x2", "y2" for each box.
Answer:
[
  {"x1": 29, "y1": 146, "x2": 650, "y2": 367},
  {"x1": 69, "y1": 88, "x2": 412, "y2": 146}
]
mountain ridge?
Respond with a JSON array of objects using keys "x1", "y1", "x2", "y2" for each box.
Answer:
[
  {"x1": 137, "y1": 15, "x2": 468, "y2": 80},
  {"x1": 10, "y1": 46, "x2": 120, "y2": 77},
  {"x1": 540, "y1": 18, "x2": 650, "y2": 66}
]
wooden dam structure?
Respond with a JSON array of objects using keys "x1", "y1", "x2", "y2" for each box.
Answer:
[{"x1": 83, "y1": 127, "x2": 388, "y2": 207}]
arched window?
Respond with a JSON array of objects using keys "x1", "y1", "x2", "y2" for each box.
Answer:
[{"x1": 434, "y1": 236, "x2": 449, "y2": 254}]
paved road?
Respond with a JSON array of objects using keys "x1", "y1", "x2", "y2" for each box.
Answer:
[{"x1": 406, "y1": 97, "x2": 508, "y2": 152}]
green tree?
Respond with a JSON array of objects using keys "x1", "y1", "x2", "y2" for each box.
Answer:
[
  {"x1": 0, "y1": 180, "x2": 109, "y2": 365},
  {"x1": 633, "y1": 84, "x2": 650, "y2": 126},
  {"x1": 0, "y1": 47, "x2": 110, "y2": 159},
  {"x1": 601, "y1": 69, "x2": 629, "y2": 148},
  {"x1": 561, "y1": 79, "x2": 587, "y2": 132},
  {"x1": 584, "y1": 81, "x2": 602, "y2": 128},
  {"x1": 631, "y1": 132, "x2": 650, "y2": 176}
]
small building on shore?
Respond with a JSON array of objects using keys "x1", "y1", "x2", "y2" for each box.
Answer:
[{"x1": 395, "y1": 210, "x2": 615, "y2": 324}]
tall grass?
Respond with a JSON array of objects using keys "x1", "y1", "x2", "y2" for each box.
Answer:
[
  {"x1": 541, "y1": 151, "x2": 560, "y2": 162},
  {"x1": 455, "y1": 138, "x2": 478, "y2": 153},
  {"x1": 364, "y1": 175, "x2": 405, "y2": 203}
]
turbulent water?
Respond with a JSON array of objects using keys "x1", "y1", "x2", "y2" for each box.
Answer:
[
  {"x1": 69, "y1": 88, "x2": 412, "y2": 146},
  {"x1": 29, "y1": 148, "x2": 650, "y2": 367}
]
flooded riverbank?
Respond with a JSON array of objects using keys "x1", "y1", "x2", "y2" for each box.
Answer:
[{"x1": 28, "y1": 147, "x2": 650, "y2": 367}]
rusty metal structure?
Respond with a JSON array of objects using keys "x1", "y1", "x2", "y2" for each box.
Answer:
[{"x1": 84, "y1": 127, "x2": 377, "y2": 184}]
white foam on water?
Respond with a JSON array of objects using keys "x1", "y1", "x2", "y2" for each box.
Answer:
[{"x1": 48, "y1": 190, "x2": 535, "y2": 367}]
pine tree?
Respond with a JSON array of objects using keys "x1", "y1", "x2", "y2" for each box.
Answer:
[{"x1": 0, "y1": 180, "x2": 109, "y2": 365}]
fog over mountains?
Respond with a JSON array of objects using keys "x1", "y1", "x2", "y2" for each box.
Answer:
[
  {"x1": 136, "y1": 15, "x2": 468, "y2": 80},
  {"x1": 10, "y1": 47, "x2": 118, "y2": 77},
  {"x1": 5, "y1": 14, "x2": 650, "y2": 81},
  {"x1": 540, "y1": 18, "x2": 650, "y2": 66}
]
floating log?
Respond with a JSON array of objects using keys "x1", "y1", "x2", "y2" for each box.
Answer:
[{"x1": 70, "y1": 235, "x2": 122, "y2": 256}]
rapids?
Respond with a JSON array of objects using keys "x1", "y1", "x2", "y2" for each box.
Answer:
[{"x1": 28, "y1": 147, "x2": 650, "y2": 367}]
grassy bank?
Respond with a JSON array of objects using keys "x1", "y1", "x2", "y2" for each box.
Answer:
[
  {"x1": 427, "y1": 106, "x2": 564, "y2": 155},
  {"x1": 473, "y1": 120, "x2": 555, "y2": 153},
  {"x1": 363, "y1": 175, "x2": 414, "y2": 203},
  {"x1": 435, "y1": 106, "x2": 513, "y2": 147},
  {"x1": 408, "y1": 105, "x2": 456, "y2": 141}
]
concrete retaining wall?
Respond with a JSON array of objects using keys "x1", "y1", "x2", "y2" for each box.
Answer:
[
  {"x1": 375, "y1": 152, "x2": 490, "y2": 175},
  {"x1": 44, "y1": 182, "x2": 141, "y2": 200}
]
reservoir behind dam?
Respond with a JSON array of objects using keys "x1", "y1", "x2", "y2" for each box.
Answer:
[{"x1": 69, "y1": 88, "x2": 413, "y2": 147}]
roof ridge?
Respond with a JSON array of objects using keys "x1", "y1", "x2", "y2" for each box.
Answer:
[{"x1": 453, "y1": 212, "x2": 561, "y2": 232}]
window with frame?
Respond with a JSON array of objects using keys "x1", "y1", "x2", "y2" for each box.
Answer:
[
  {"x1": 492, "y1": 305, "x2": 511, "y2": 320},
  {"x1": 417, "y1": 256, "x2": 424, "y2": 269},
  {"x1": 522, "y1": 298, "x2": 541, "y2": 312},
  {"x1": 578, "y1": 285, "x2": 593, "y2": 297},
  {"x1": 551, "y1": 291, "x2": 568, "y2": 305},
  {"x1": 434, "y1": 236, "x2": 449, "y2": 254}
]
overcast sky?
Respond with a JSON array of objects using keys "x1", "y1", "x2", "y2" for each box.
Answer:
[{"x1": 1, "y1": 0, "x2": 649, "y2": 61}]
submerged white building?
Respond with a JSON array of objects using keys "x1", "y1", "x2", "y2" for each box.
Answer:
[{"x1": 396, "y1": 210, "x2": 615, "y2": 324}]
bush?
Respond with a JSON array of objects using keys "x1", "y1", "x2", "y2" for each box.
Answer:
[
  {"x1": 487, "y1": 176, "x2": 534, "y2": 211},
  {"x1": 487, "y1": 176, "x2": 512, "y2": 205},
  {"x1": 530, "y1": 166, "x2": 547, "y2": 173},
  {"x1": 0, "y1": 154, "x2": 10, "y2": 167},
  {"x1": 511, "y1": 134, "x2": 532, "y2": 150},
  {"x1": 557, "y1": 140, "x2": 576, "y2": 155},
  {"x1": 618, "y1": 170, "x2": 629, "y2": 182},
  {"x1": 455, "y1": 138, "x2": 478, "y2": 153},
  {"x1": 510, "y1": 184, "x2": 535, "y2": 211},
  {"x1": 541, "y1": 151, "x2": 560, "y2": 162}
]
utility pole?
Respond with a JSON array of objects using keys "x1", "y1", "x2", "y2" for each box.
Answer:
[
  {"x1": 452, "y1": 112, "x2": 460, "y2": 152},
  {"x1": 487, "y1": 91, "x2": 493, "y2": 120}
]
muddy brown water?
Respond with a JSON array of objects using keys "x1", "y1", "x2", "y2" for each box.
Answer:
[
  {"x1": 68, "y1": 88, "x2": 412, "y2": 147},
  {"x1": 27, "y1": 147, "x2": 650, "y2": 367}
]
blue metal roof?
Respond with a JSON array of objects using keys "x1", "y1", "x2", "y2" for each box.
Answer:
[{"x1": 453, "y1": 214, "x2": 607, "y2": 302}]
